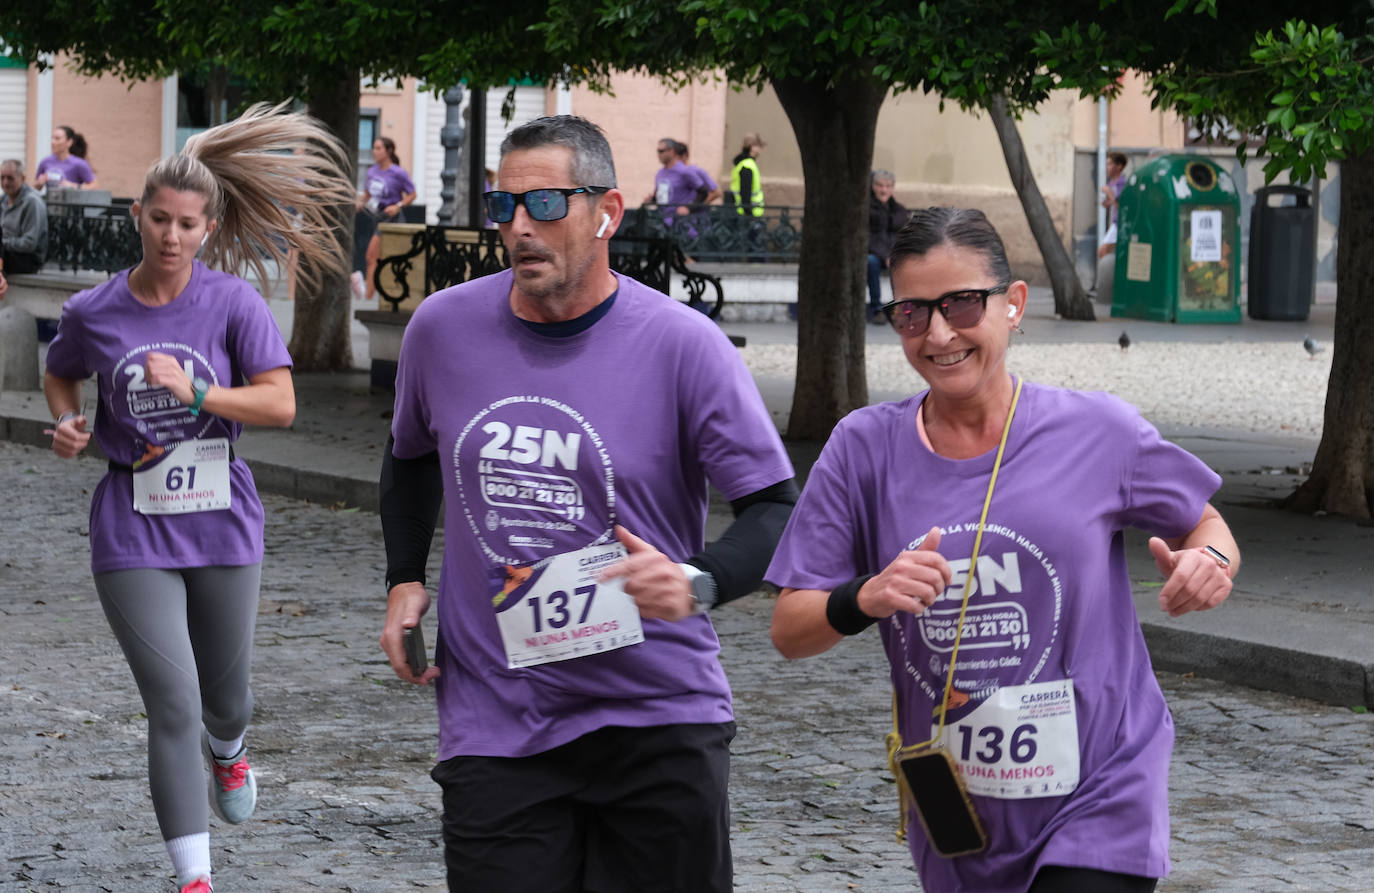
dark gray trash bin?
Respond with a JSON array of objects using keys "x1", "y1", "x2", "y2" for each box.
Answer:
[{"x1": 1247, "y1": 184, "x2": 1314, "y2": 320}]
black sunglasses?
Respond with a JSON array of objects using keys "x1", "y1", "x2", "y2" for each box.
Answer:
[
  {"x1": 484, "y1": 187, "x2": 610, "y2": 223},
  {"x1": 880, "y1": 285, "x2": 1010, "y2": 335}
]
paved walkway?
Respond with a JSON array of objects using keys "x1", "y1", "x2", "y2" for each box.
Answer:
[
  {"x1": 4, "y1": 286, "x2": 1369, "y2": 709},
  {"x1": 2, "y1": 284, "x2": 1372, "y2": 890}
]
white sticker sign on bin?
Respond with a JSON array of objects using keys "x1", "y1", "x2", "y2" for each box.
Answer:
[{"x1": 1190, "y1": 210, "x2": 1223, "y2": 262}]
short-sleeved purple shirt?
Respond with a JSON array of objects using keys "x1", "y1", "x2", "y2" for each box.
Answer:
[
  {"x1": 36, "y1": 155, "x2": 95, "y2": 188},
  {"x1": 45, "y1": 262, "x2": 292, "y2": 573},
  {"x1": 766, "y1": 383, "x2": 1221, "y2": 892},
  {"x1": 391, "y1": 270, "x2": 793, "y2": 760},
  {"x1": 653, "y1": 161, "x2": 708, "y2": 207},
  {"x1": 363, "y1": 164, "x2": 416, "y2": 214}
]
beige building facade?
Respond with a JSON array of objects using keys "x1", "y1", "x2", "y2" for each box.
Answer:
[{"x1": 4, "y1": 57, "x2": 1335, "y2": 284}]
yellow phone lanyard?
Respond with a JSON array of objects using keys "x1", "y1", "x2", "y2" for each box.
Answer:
[{"x1": 885, "y1": 376, "x2": 1022, "y2": 840}]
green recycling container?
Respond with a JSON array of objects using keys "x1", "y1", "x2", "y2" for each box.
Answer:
[{"x1": 1112, "y1": 155, "x2": 1242, "y2": 324}]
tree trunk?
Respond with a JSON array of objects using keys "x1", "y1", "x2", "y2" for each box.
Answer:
[
  {"x1": 773, "y1": 75, "x2": 887, "y2": 441},
  {"x1": 1285, "y1": 148, "x2": 1374, "y2": 519},
  {"x1": 289, "y1": 69, "x2": 359, "y2": 372},
  {"x1": 988, "y1": 95, "x2": 1095, "y2": 321}
]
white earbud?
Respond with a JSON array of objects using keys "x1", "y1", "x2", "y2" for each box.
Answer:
[
  {"x1": 1007, "y1": 306, "x2": 1017, "y2": 320},
  {"x1": 596, "y1": 212, "x2": 611, "y2": 238},
  {"x1": 200, "y1": 233, "x2": 209, "y2": 249},
  {"x1": 131, "y1": 216, "x2": 140, "y2": 233}
]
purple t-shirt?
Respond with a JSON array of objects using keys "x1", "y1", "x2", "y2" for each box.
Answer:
[
  {"x1": 45, "y1": 262, "x2": 292, "y2": 573},
  {"x1": 391, "y1": 270, "x2": 793, "y2": 760},
  {"x1": 36, "y1": 155, "x2": 95, "y2": 188},
  {"x1": 765, "y1": 382, "x2": 1221, "y2": 892},
  {"x1": 363, "y1": 164, "x2": 416, "y2": 215},
  {"x1": 653, "y1": 161, "x2": 709, "y2": 207}
]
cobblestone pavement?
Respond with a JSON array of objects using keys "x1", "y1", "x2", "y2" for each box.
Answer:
[{"x1": 2, "y1": 441, "x2": 1371, "y2": 892}]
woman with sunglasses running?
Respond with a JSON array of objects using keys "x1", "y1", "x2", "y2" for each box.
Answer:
[
  {"x1": 357, "y1": 136, "x2": 416, "y2": 301},
  {"x1": 765, "y1": 207, "x2": 1238, "y2": 893},
  {"x1": 43, "y1": 104, "x2": 354, "y2": 892}
]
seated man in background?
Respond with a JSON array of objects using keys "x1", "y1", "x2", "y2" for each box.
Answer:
[{"x1": 1, "y1": 160, "x2": 49, "y2": 274}]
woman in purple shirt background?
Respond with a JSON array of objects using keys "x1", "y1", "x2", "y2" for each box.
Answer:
[
  {"x1": 43, "y1": 103, "x2": 354, "y2": 893},
  {"x1": 767, "y1": 207, "x2": 1239, "y2": 893},
  {"x1": 356, "y1": 136, "x2": 417, "y2": 301},
  {"x1": 35, "y1": 124, "x2": 98, "y2": 190}
]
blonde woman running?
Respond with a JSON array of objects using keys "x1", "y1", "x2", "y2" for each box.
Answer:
[{"x1": 42, "y1": 103, "x2": 353, "y2": 893}]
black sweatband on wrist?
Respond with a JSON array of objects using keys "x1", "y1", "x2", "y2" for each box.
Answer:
[{"x1": 825, "y1": 574, "x2": 878, "y2": 635}]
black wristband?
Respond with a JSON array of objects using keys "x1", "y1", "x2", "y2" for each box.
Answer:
[{"x1": 825, "y1": 574, "x2": 878, "y2": 635}]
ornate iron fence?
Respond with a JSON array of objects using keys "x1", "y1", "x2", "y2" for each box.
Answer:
[
  {"x1": 621, "y1": 204, "x2": 804, "y2": 263},
  {"x1": 44, "y1": 200, "x2": 141, "y2": 274},
  {"x1": 374, "y1": 225, "x2": 724, "y2": 318}
]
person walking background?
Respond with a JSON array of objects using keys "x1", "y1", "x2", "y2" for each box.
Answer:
[
  {"x1": 357, "y1": 136, "x2": 416, "y2": 301},
  {"x1": 35, "y1": 125, "x2": 97, "y2": 190},
  {"x1": 729, "y1": 133, "x2": 766, "y2": 217},
  {"x1": 42, "y1": 103, "x2": 354, "y2": 893},
  {"x1": 768, "y1": 207, "x2": 1238, "y2": 893}
]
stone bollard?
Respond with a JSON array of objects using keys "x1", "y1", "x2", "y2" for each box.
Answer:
[{"x1": 0, "y1": 304, "x2": 42, "y2": 392}]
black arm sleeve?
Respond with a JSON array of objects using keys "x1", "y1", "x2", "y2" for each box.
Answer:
[
  {"x1": 379, "y1": 435, "x2": 442, "y2": 590},
  {"x1": 684, "y1": 478, "x2": 799, "y2": 607}
]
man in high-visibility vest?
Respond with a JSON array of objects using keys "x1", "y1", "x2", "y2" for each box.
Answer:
[{"x1": 729, "y1": 134, "x2": 766, "y2": 217}]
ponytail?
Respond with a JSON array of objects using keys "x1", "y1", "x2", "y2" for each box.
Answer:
[
  {"x1": 378, "y1": 136, "x2": 401, "y2": 167},
  {"x1": 57, "y1": 125, "x2": 88, "y2": 159},
  {"x1": 143, "y1": 101, "x2": 355, "y2": 295}
]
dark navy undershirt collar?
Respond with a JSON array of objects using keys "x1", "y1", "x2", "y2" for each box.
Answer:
[{"x1": 517, "y1": 288, "x2": 619, "y2": 338}]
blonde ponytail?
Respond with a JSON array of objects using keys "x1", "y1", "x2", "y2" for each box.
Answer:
[{"x1": 141, "y1": 101, "x2": 355, "y2": 295}]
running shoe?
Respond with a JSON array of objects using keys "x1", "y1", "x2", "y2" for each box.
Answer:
[
  {"x1": 179, "y1": 876, "x2": 212, "y2": 893},
  {"x1": 201, "y1": 732, "x2": 257, "y2": 824}
]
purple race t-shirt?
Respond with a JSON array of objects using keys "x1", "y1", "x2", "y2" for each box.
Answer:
[
  {"x1": 45, "y1": 262, "x2": 292, "y2": 573},
  {"x1": 766, "y1": 382, "x2": 1221, "y2": 892},
  {"x1": 653, "y1": 161, "x2": 708, "y2": 207},
  {"x1": 391, "y1": 270, "x2": 793, "y2": 760},
  {"x1": 363, "y1": 164, "x2": 416, "y2": 215},
  {"x1": 37, "y1": 155, "x2": 95, "y2": 188}
]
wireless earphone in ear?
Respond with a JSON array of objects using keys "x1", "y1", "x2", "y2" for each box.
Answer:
[
  {"x1": 1007, "y1": 306, "x2": 1017, "y2": 320},
  {"x1": 131, "y1": 216, "x2": 140, "y2": 233},
  {"x1": 200, "y1": 233, "x2": 209, "y2": 249},
  {"x1": 596, "y1": 212, "x2": 612, "y2": 238}
]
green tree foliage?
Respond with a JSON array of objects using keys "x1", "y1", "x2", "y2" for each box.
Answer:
[{"x1": 1036, "y1": 0, "x2": 1374, "y2": 518}]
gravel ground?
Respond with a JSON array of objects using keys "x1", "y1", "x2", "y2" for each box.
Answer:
[{"x1": 741, "y1": 341, "x2": 1332, "y2": 439}]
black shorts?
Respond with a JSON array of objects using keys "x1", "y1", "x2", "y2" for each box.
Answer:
[
  {"x1": 1030, "y1": 865, "x2": 1158, "y2": 893},
  {"x1": 431, "y1": 721, "x2": 735, "y2": 893}
]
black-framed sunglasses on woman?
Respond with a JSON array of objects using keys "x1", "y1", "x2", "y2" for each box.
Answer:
[
  {"x1": 880, "y1": 284, "x2": 1011, "y2": 336},
  {"x1": 484, "y1": 187, "x2": 611, "y2": 224}
]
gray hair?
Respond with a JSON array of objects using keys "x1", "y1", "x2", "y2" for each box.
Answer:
[
  {"x1": 500, "y1": 116, "x2": 617, "y2": 188},
  {"x1": 871, "y1": 169, "x2": 895, "y2": 186},
  {"x1": 891, "y1": 207, "x2": 1012, "y2": 284},
  {"x1": 1, "y1": 159, "x2": 23, "y2": 175}
]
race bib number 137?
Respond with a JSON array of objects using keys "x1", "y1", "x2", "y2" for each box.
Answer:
[{"x1": 495, "y1": 543, "x2": 645, "y2": 669}]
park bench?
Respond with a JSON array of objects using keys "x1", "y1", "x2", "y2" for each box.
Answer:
[{"x1": 357, "y1": 224, "x2": 727, "y2": 389}]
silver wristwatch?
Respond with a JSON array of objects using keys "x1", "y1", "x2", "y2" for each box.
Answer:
[{"x1": 677, "y1": 562, "x2": 718, "y2": 615}]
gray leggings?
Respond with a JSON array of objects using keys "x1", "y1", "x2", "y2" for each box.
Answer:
[{"x1": 94, "y1": 564, "x2": 261, "y2": 841}]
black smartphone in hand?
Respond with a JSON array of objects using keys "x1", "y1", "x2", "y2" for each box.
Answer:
[{"x1": 402, "y1": 624, "x2": 427, "y2": 674}]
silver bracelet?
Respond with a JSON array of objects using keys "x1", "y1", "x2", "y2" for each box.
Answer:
[{"x1": 55, "y1": 411, "x2": 78, "y2": 427}]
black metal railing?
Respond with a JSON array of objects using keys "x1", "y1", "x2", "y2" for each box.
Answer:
[
  {"x1": 374, "y1": 225, "x2": 724, "y2": 318},
  {"x1": 45, "y1": 200, "x2": 141, "y2": 274},
  {"x1": 621, "y1": 203, "x2": 804, "y2": 263}
]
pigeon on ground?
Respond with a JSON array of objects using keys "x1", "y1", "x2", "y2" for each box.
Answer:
[
  {"x1": 1303, "y1": 335, "x2": 1323, "y2": 358},
  {"x1": 1118, "y1": 331, "x2": 1131, "y2": 352}
]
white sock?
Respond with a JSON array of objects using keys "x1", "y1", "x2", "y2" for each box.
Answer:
[
  {"x1": 166, "y1": 832, "x2": 211, "y2": 886},
  {"x1": 206, "y1": 732, "x2": 245, "y2": 761}
]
